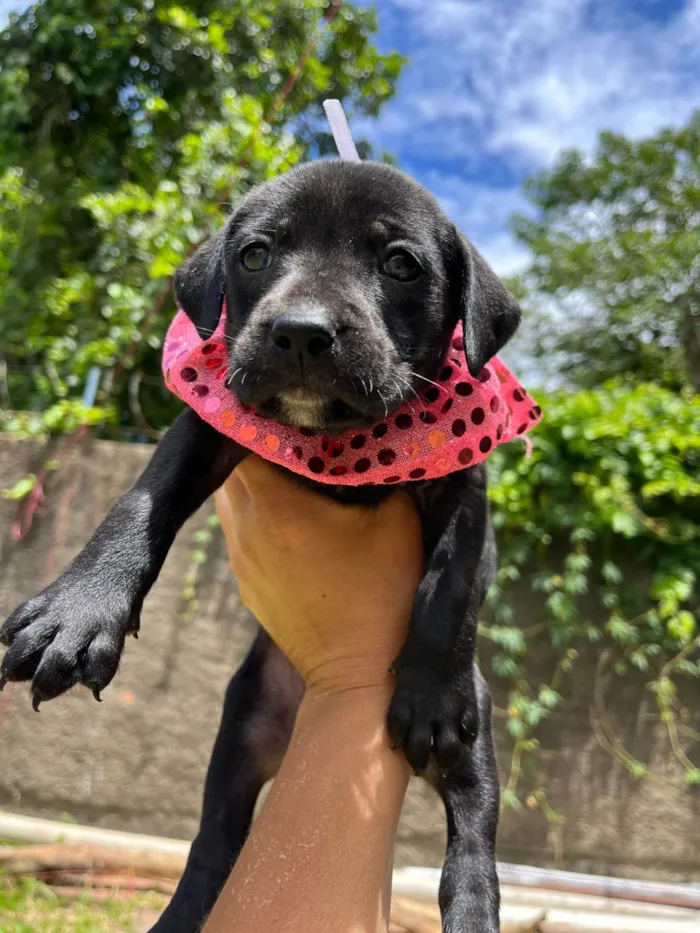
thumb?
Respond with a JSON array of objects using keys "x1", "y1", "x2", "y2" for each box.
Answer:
[
  {"x1": 234, "y1": 454, "x2": 287, "y2": 499},
  {"x1": 235, "y1": 455, "x2": 327, "y2": 521},
  {"x1": 214, "y1": 473, "x2": 250, "y2": 542}
]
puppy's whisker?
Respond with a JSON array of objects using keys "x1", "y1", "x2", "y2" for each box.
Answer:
[
  {"x1": 194, "y1": 327, "x2": 236, "y2": 351},
  {"x1": 407, "y1": 385, "x2": 427, "y2": 412},
  {"x1": 369, "y1": 377, "x2": 374, "y2": 395},
  {"x1": 377, "y1": 389, "x2": 389, "y2": 420},
  {"x1": 395, "y1": 380, "x2": 418, "y2": 416},
  {"x1": 410, "y1": 371, "x2": 443, "y2": 392},
  {"x1": 227, "y1": 367, "x2": 243, "y2": 386},
  {"x1": 396, "y1": 375, "x2": 426, "y2": 412}
]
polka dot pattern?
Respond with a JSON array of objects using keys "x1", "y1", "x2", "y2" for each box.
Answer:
[{"x1": 163, "y1": 306, "x2": 543, "y2": 487}]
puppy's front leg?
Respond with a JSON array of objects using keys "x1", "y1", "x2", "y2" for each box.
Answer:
[
  {"x1": 0, "y1": 410, "x2": 244, "y2": 707},
  {"x1": 388, "y1": 469, "x2": 491, "y2": 773}
]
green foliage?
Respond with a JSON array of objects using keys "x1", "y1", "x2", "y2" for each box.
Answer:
[
  {"x1": 179, "y1": 510, "x2": 220, "y2": 623},
  {"x1": 485, "y1": 381, "x2": 700, "y2": 812},
  {"x1": 0, "y1": 0, "x2": 404, "y2": 435},
  {"x1": 0, "y1": 873, "x2": 166, "y2": 932},
  {"x1": 512, "y1": 110, "x2": 700, "y2": 392}
]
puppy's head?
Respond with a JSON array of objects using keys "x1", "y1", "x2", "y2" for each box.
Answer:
[{"x1": 175, "y1": 161, "x2": 521, "y2": 434}]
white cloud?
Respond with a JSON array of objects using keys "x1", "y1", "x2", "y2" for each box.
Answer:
[
  {"x1": 356, "y1": 0, "x2": 700, "y2": 293},
  {"x1": 373, "y1": 0, "x2": 700, "y2": 166}
]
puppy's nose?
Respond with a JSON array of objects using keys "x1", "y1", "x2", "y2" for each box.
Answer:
[{"x1": 269, "y1": 312, "x2": 335, "y2": 359}]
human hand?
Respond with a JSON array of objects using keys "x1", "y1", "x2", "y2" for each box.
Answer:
[{"x1": 214, "y1": 456, "x2": 423, "y2": 697}]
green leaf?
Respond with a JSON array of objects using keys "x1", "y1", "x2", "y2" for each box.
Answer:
[
  {"x1": 602, "y1": 561, "x2": 622, "y2": 584},
  {"x1": 2, "y1": 473, "x2": 38, "y2": 500},
  {"x1": 501, "y1": 789, "x2": 521, "y2": 810},
  {"x1": 538, "y1": 687, "x2": 561, "y2": 710}
]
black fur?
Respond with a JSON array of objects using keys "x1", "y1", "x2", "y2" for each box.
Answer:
[{"x1": 1, "y1": 160, "x2": 522, "y2": 933}]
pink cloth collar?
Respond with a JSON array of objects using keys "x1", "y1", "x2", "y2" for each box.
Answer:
[{"x1": 163, "y1": 307, "x2": 542, "y2": 486}]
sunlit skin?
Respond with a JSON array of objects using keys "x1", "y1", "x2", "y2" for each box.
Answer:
[{"x1": 201, "y1": 455, "x2": 424, "y2": 933}]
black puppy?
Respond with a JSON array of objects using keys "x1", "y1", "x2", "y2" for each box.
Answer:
[{"x1": 0, "y1": 161, "x2": 521, "y2": 933}]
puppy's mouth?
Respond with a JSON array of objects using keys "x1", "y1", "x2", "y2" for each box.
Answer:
[
  {"x1": 277, "y1": 388, "x2": 327, "y2": 430},
  {"x1": 255, "y1": 387, "x2": 385, "y2": 434}
]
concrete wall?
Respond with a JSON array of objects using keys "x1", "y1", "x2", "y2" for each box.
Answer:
[{"x1": 1, "y1": 435, "x2": 698, "y2": 881}]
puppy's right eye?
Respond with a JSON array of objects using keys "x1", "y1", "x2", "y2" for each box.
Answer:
[
  {"x1": 381, "y1": 250, "x2": 422, "y2": 282},
  {"x1": 241, "y1": 243, "x2": 272, "y2": 272}
]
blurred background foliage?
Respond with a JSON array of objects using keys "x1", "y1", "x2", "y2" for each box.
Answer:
[
  {"x1": 0, "y1": 0, "x2": 403, "y2": 435},
  {"x1": 0, "y1": 1, "x2": 697, "y2": 818}
]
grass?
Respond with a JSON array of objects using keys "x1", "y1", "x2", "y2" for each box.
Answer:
[{"x1": 0, "y1": 875, "x2": 168, "y2": 933}]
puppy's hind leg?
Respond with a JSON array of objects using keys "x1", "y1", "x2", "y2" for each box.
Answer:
[
  {"x1": 149, "y1": 629, "x2": 303, "y2": 933},
  {"x1": 435, "y1": 665, "x2": 500, "y2": 933}
]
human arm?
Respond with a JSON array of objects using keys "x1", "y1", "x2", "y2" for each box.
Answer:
[{"x1": 201, "y1": 457, "x2": 424, "y2": 933}]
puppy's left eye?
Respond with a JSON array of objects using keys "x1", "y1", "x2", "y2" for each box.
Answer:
[
  {"x1": 241, "y1": 243, "x2": 272, "y2": 272},
  {"x1": 381, "y1": 250, "x2": 422, "y2": 282}
]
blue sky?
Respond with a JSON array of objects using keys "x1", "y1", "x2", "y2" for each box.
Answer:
[
  {"x1": 2, "y1": 0, "x2": 698, "y2": 277},
  {"x1": 356, "y1": 0, "x2": 700, "y2": 275}
]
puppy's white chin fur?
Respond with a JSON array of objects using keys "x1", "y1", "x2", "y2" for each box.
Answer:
[{"x1": 278, "y1": 389, "x2": 326, "y2": 429}]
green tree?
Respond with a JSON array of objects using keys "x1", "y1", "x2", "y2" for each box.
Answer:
[
  {"x1": 0, "y1": 0, "x2": 404, "y2": 435},
  {"x1": 512, "y1": 111, "x2": 700, "y2": 392}
]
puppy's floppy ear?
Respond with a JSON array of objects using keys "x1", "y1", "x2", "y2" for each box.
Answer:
[
  {"x1": 173, "y1": 229, "x2": 226, "y2": 339},
  {"x1": 451, "y1": 232, "x2": 522, "y2": 377}
]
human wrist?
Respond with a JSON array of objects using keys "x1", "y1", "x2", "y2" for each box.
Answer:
[
  {"x1": 298, "y1": 610, "x2": 410, "y2": 700},
  {"x1": 295, "y1": 679, "x2": 396, "y2": 739}
]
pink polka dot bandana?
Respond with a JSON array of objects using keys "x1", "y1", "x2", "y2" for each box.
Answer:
[{"x1": 162, "y1": 307, "x2": 543, "y2": 486}]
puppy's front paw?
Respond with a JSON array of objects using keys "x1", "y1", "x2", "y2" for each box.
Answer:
[
  {"x1": 0, "y1": 575, "x2": 140, "y2": 709},
  {"x1": 387, "y1": 647, "x2": 478, "y2": 773}
]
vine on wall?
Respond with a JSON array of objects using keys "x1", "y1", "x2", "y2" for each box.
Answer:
[{"x1": 484, "y1": 380, "x2": 700, "y2": 844}]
